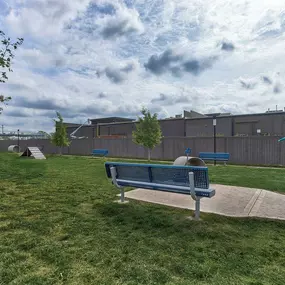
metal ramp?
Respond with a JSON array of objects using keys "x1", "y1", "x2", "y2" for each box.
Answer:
[{"x1": 21, "y1": 147, "x2": 46, "y2": 160}]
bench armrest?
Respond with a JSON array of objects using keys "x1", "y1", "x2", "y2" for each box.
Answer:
[
  {"x1": 110, "y1": 166, "x2": 123, "y2": 188},
  {"x1": 189, "y1": 172, "x2": 196, "y2": 200}
]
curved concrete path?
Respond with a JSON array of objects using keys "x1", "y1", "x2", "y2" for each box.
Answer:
[{"x1": 122, "y1": 184, "x2": 285, "y2": 221}]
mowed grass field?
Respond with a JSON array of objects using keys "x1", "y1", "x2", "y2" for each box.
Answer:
[{"x1": 1, "y1": 153, "x2": 285, "y2": 285}]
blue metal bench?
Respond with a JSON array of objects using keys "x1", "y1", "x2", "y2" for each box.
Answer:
[
  {"x1": 92, "y1": 149, "x2": 109, "y2": 157},
  {"x1": 199, "y1": 152, "x2": 230, "y2": 164},
  {"x1": 105, "y1": 162, "x2": 215, "y2": 219}
]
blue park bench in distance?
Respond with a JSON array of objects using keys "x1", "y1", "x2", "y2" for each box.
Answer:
[
  {"x1": 198, "y1": 152, "x2": 230, "y2": 165},
  {"x1": 105, "y1": 162, "x2": 215, "y2": 220},
  {"x1": 92, "y1": 149, "x2": 109, "y2": 157}
]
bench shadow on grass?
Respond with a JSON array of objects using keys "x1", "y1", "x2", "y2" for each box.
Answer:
[
  {"x1": 93, "y1": 195, "x2": 285, "y2": 240},
  {"x1": 93, "y1": 199, "x2": 243, "y2": 239}
]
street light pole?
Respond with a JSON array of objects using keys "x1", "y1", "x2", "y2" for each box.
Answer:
[
  {"x1": 213, "y1": 117, "x2": 217, "y2": 166},
  {"x1": 17, "y1": 129, "x2": 20, "y2": 152}
]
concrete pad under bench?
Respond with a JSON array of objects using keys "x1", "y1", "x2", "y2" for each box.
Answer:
[
  {"x1": 121, "y1": 184, "x2": 285, "y2": 221},
  {"x1": 249, "y1": 190, "x2": 285, "y2": 220}
]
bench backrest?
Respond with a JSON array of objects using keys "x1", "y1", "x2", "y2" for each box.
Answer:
[
  {"x1": 92, "y1": 149, "x2": 108, "y2": 155},
  {"x1": 105, "y1": 162, "x2": 209, "y2": 189},
  {"x1": 199, "y1": 152, "x2": 230, "y2": 160}
]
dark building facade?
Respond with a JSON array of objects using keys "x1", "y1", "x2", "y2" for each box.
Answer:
[
  {"x1": 97, "y1": 118, "x2": 186, "y2": 138},
  {"x1": 185, "y1": 112, "x2": 285, "y2": 137},
  {"x1": 65, "y1": 117, "x2": 134, "y2": 139},
  {"x1": 65, "y1": 111, "x2": 285, "y2": 139},
  {"x1": 98, "y1": 121, "x2": 135, "y2": 137}
]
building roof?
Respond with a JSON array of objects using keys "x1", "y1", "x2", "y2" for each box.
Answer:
[
  {"x1": 66, "y1": 109, "x2": 285, "y2": 128},
  {"x1": 205, "y1": 112, "x2": 232, "y2": 117},
  {"x1": 90, "y1": 117, "x2": 134, "y2": 124},
  {"x1": 97, "y1": 116, "x2": 186, "y2": 126},
  {"x1": 63, "y1": 122, "x2": 83, "y2": 127},
  {"x1": 185, "y1": 110, "x2": 285, "y2": 121}
]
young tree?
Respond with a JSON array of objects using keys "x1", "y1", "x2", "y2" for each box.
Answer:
[
  {"x1": 132, "y1": 107, "x2": 162, "y2": 161},
  {"x1": 0, "y1": 30, "x2": 24, "y2": 114},
  {"x1": 51, "y1": 112, "x2": 70, "y2": 155}
]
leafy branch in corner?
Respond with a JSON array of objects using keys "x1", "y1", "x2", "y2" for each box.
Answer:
[{"x1": 0, "y1": 30, "x2": 24, "y2": 113}]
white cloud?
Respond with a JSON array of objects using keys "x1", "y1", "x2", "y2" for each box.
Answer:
[
  {"x1": 4, "y1": 0, "x2": 91, "y2": 39},
  {"x1": 98, "y1": 4, "x2": 144, "y2": 39},
  {"x1": 1, "y1": 0, "x2": 285, "y2": 132}
]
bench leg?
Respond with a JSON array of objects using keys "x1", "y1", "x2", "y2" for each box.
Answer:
[
  {"x1": 195, "y1": 197, "x2": 201, "y2": 220},
  {"x1": 120, "y1": 188, "x2": 125, "y2": 203},
  {"x1": 188, "y1": 172, "x2": 201, "y2": 220},
  {"x1": 110, "y1": 166, "x2": 127, "y2": 203}
]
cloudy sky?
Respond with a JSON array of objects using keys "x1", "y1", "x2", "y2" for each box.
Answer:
[{"x1": 1, "y1": 0, "x2": 285, "y2": 132}]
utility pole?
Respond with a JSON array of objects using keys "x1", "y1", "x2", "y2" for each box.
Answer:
[
  {"x1": 1, "y1": 125, "x2": 3, "y2": 134},
  {"x1": 212, "y1": 113, "x2": 221, "y2": 166}
]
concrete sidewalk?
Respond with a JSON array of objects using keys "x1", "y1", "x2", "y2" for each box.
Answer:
[{"x1": 122, "y1": 184, "x2": 285, "y2": 221}]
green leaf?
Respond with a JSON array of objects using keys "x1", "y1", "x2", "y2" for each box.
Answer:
[{"x1": 0, "y1": 30, "x2": 24, "y2": 112}]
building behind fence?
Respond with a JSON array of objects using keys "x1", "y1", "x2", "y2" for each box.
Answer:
[
  {"x1": 65, "y1": 109, "x2": 285, "y2": 139},
  {"x1": 1, "y1": 136, "x2": 285, "y2": 166}
]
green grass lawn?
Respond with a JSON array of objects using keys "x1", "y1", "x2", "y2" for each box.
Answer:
[
  {"x1": 208, "y1": 164, "x2": 285, "y2": 193},
  {"x1": 1, "y1": 153, "x2": 285, "y2": 285}
]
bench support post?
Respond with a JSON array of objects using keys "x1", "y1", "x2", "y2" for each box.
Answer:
[
  {"x1": 110, "y1": 166, "x2": 125, "y2": 203},
  {"x1": 189, "y1": 172, "x2": 200, "y2": 220},
  {"x1": 195, "y1": 198, "x2": 201, "y2": 220},
  {"x1": 120, "y1": 188, "x2": 125, "y2": 203}
]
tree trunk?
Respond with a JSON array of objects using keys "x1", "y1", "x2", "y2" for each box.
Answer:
[{"x1": 148, "y1": 149, "x2": 151, "y2": 161}]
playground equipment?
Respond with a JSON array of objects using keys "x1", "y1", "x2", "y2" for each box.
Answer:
[
  {"x1": 21, "y1": 147, "x2": 46, "y2": 159},
  {"x1": 173, "y1": 148, "x2": 206, "y2": 167},
  {"x1": 173, "y1": 156, "x2": 206, "y2": 166},
  {"x1": 8, "y1": 145, "x2": 20, "y2": 153}
]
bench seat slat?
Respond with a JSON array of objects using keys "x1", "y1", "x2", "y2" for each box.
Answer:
[{"x1": 116, "y1": 179, "x2": 215, "y2": 198}]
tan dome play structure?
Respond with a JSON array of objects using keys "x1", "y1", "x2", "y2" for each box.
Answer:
[
  {"x1": 8, "y1": 145, "x2": 20, "y2": 153},
  {"x1": 173, "y1": 156, "x2": 206, "y2": 166}
]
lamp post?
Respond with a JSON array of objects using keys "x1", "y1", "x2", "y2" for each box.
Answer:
[
  {"x1": 17, "y1": 129, "x2": 20, "y2": 152},
  {"x1": 211, "y1": 113, "x2": 220, "y2": 166},
  {"x1": 213, "y1": 117, "x2": 217, "y2": 165}
]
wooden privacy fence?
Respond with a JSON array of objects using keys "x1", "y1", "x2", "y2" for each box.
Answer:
[
  {"x1": 0, "y1": 136, "x2": 285, "y2": 166},
  {"x1": 93, "y1": 136, "x2": 285, "y2": 166}
]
